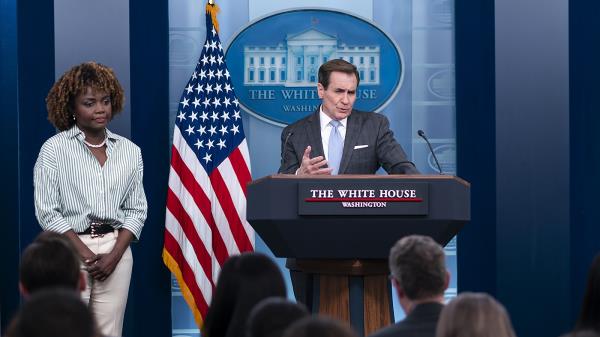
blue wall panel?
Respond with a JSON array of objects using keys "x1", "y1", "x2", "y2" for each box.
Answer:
[
  {"x1": 569, "y1": 0, "x2": 600, "y2": 328},
  {"x1": 455, "y1": 0, "x2": 497, "y2": 297},
  {"x1": 0, "y1": 0, "x2": 20, "y2": 330},
  {"x1": 457, "y1": 0, "x2": 574, "y2": 336},
  {"x1": 0, "y1": 0, "x2": 55, "y2": 330},
  {"x1": 495, "y1": 0, "x2": 571, "y2": 335},
  {"x1": 16, "y1": 0, "x2": 56, "y2": 246},
  {"x1": 128, "y1": 0, "x2": 172, "y2": 336}
]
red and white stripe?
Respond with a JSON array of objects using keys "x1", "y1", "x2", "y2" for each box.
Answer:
[{"x1": 163, "y1": 126, "x2": 253, "y2": 324}]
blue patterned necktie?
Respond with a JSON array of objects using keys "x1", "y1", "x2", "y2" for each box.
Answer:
[{"x1": 328, "y1": 120, "x2": 343, "y2": 175}]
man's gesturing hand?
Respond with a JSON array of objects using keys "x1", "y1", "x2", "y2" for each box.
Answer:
[{"x1": 297, "y1": 146, "x2": 333, "y2": 175}]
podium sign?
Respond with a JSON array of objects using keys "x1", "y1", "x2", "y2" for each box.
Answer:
[{"x1": 298, "y1": 181, "x2": 429, "y2": 215}]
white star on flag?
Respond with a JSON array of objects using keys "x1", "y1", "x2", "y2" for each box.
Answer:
[
  {"x1": 221, "y1": 111, "x2": 229, "y2": 121},
  {"x1": 200, "y1": 111, "x2": 209, "y2": 122},
  {"x1": 192, "y1": 98, "x2": 201, "y2": 108},
  {"x1": 219, "y1": 125, "x2": 228, "y2": 135},
  {"x1": 208, "y1": 125, "x2": 217, "y2": 135},
  {"x1": 180, "y1": 97, "x2": 190, "y2": 108}
]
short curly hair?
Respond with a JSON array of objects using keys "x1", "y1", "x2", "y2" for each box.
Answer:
[{"x1": 46, "y1": 62, "x2": 125, "y2": 131}]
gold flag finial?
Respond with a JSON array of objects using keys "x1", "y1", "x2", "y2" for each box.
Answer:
[{"x1": 206, "y1": 0, "x2": 220, "y2": 34}]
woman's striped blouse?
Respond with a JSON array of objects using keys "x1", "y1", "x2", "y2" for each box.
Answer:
[{"x1": 34, "y1": 126, "x2": 147, "y2": 239}]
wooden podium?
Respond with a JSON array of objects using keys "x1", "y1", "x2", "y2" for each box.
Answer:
[{"x1": 247, "y1": 175, "x2": 470, "y2": 336}]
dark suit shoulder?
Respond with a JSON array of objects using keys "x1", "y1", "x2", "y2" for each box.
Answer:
[
  {"x1": 368, "y1": 320, "x2": 437, "y2": 337},
  {"x1": 368, "y1": 303, "x2": 443, "y2": 337},
  {"x1": 282, "y1": 111, "x2": 317, "y2": 134},
  {"x1": 368, "y1": 320, "x2": 424, "y2": 337},
  {"x1": 349, "y1": 109, "x2": 388, "y2": 124},
  {"x1": 368, "y1": 322, "x2": 406, "y2": 337}
]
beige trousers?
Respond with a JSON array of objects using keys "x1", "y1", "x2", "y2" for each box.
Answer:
[{"x1": 80, "y1": 230, "x2": 133, "y2": 337}]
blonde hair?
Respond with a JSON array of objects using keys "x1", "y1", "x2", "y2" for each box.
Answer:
[{"x1": 436, "y1": 292, "x2": 517, "y2": 337}]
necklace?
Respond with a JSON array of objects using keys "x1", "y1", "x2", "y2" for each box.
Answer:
[{"x1": 82, "y1": 131, "x2": 107, "y2": 148}]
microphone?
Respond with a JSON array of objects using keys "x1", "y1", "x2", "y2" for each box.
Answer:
[{"x1": 417, "y1": 129, "x2": 443, "y2": 175}]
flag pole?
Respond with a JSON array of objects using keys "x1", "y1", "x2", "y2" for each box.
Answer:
[{"x1": 206, "y1": 0, "x2": 220, "y2": 34}]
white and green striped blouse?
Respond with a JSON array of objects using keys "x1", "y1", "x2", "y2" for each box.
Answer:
[{"x1": 34, "y1": 125, "x2": 147, "y2": 239}]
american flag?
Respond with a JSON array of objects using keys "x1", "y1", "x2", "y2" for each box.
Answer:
[{"x1": 163, "y1": 4, "x2": 254, "y2": 327}]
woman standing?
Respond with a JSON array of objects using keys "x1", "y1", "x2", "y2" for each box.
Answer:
[{"x1": 34, "y1": 62, "x2": 147, "y2": 337}]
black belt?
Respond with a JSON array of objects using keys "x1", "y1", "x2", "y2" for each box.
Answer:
[{"x1": 78, "y1": 222, "x2": 114, "y2": 237}]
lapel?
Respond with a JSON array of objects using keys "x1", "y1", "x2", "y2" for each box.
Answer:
[
  {"x1": 307, "y1": 108, "x2": 325, "y2": 159},
  {"x1": 339, "y1": 110, "x2": 362, "y2": 174}
]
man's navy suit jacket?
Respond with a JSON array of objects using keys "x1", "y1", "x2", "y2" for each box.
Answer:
[
  {"x1": 368, "y1": 302, "x2": 444, "y2": 337},
  {"x1": 278, "y1": 108, "x2": 419, "y2": 174}
]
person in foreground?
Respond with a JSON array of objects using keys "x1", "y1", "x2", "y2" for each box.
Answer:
[
  {"x1": 19, "y1": 231, "x2": 85, "y2": 297},
  {"x1": 34, "y1": 61, "x2": 147, "y2": 337},
  {"x1": 561, "y1": 332, "x2": 600, "y2": 337},
  {"x1": 370, "y1": 235, "x2": 449, "y2": 337},
  {"x1": 435, "y1": 292, "x2": 517, "y2": 337},
  {"x1": 561, "y1": 253, "x2": 600, "y2": 337},
  {"x1": 246, "y1": 297, "x2": 309, "y2": 337},
  {"x1": 278, "y1": 59, "x2": 418, "y2": 175},
  {"x1": 5, "y1": 288, "x2": 101, "y2": 337},
  {"x1": 282, "y1": 316, "x2": 358, "y2": 337},
  {"x1": 202, "y1": 253, "x2": 287, "y2": 337}
]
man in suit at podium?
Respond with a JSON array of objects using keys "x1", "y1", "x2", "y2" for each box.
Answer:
[
  {"x1": 369, "y1": 235, "x2": 449, "y2": 337},
  {"x1": 278, "y1": 59, "x2": 418, "y2": 175}
]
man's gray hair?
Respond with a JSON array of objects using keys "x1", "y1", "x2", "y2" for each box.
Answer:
[{"x1": 389, "y1": 235, "x2": 447, "y2": 300}]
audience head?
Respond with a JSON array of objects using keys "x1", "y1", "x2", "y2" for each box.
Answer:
[
  {"x1": 246, "y1": 298, "x2": 309, "y2": 337},
  {"x1": 388, "y1": 235, "x2": 449, "y2": 313},
  {"x1": 6, "y1": 288, "x2": 99, "y2": 337},
  {"x1": 19, "y1": 231, "x2": 84, "y2": 297},
  {"x1": 282, "y1": 316, "x2": 358, "y2": 337},
  {"x1": 436, "y1": 292, "x2": 516, "y2": 337},
  {"x1": 561, "y1": 331, "x2": 600, "y2": 337},
  {"x1": 203, "y1": 252, "x2": 287, "y2": 337},
  {"x1": 576, "y1": 253, "x2": 600, "y2": 332}
]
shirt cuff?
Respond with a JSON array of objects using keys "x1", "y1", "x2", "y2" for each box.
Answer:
[
  {"x1": 45, "y1": 218, "x2": 72, "y2": 234},
  {"x1": 122, "y1": 218, "x2": 144, "y2": 240}
]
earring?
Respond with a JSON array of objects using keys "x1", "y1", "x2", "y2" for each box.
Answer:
[{"x1": 72, "y1": 114, "x2": 76, "y2": 121}]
